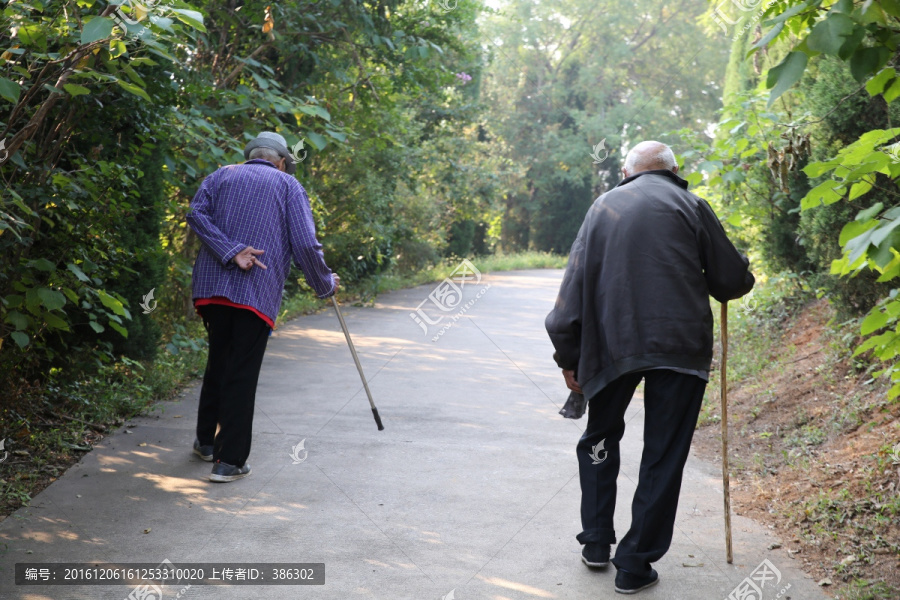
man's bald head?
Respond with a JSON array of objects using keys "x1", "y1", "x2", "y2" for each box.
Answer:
[{"x1": 622, "y1": 141, "x2": 678, "y2": 178}]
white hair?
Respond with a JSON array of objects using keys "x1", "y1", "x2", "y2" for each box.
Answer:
[
  {"x1": 249, "y1": 147, "x2": 281, "y2": 163},
  {"x1": 624, "y1": 141, "x2": 677, "y2": 174}
]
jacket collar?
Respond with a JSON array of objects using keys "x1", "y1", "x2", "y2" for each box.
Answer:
[
  {"x1": 245, "y1": 158, "x2": 280, "y2": 170},
  {"x1": 616, "y1": 169, "x2": 689, "y2": 190}
]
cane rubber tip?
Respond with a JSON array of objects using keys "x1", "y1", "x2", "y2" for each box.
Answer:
[{"x1": 372, "y1": 408, "x2": 385, "y2": 431}]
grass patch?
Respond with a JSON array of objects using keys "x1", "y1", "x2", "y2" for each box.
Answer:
[
  {"x1": 1, "y1": 344, "x2": 208, "y2": 516},
  {"x1": 697, "y1": 275, "x2": 801, "y2": 427},
  {"x1": 366, "y1": 251, "x2": 567, "y2": 298}
]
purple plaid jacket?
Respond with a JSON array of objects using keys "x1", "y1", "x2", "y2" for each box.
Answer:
[{"x1": 187, "y1": 159, "x2": 336, "y2": 325}]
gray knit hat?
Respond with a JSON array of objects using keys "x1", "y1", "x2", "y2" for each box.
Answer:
[{"x1": 244, "y1": 131, "x2": 296, "y2": 175}]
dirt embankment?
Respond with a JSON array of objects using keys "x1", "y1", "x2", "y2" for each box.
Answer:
[{"x1": 693, "y1": 299, "x2": 900, "y2": 599}]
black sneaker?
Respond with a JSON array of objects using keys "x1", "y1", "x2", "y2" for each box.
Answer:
[
  {"x1": 581, "y1": 543, "x2": 610, "y2": 568},
  {"x1": 614, "y1": 568, "x2": 659, "y2": 594},
  {"x1": 209, "y1": 460, "x2": 251, "y2": 482},
  {"x1": 193, "y1": 439, "x2": 213, "y2": 462}
]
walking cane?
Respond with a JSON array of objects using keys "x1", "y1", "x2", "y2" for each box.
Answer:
[
  {"x1": 720, "y1": 301, "x2": 733, "y2": 563},
  {"x1": 332, "y1": 296, "x2": 385, "y2": 431}
]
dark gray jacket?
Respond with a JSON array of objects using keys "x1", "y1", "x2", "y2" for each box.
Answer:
[{"x1": 545, "y1": 169, "x2": 754, "y2": 401}]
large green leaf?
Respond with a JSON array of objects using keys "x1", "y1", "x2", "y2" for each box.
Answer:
[
  {"x1": 108, "y1": 321, "x2": 129, "y2": 338},
  {"x1": 28, "y1": 258, "x2": 56, "y2": 272},
  {"x1": 861, "y1": 309, "x2": 889, "y2": 335},
  {"x1": 10, "y1": 331, "x2": 29, "y2": 349},
  {"x1": 807, "y1": 14, "x2": 855, "y2": 55},
  {"x1": 67, "y1": 263, "x2": 90, "y2": 282},
  {"x1": 801, "y1": 181, "x2": 845, "y2": 210},
  {"x1": 170, "y1": 9, "x2": 207, "y2": 32},
  {"x1": 0, "y1": 78, "x2": 21, "y2": 104},
  {"x1": 18, "y1": 24, "x2": 48, "y2": 51},
  {"x1": 43, "y1": 312, "x2": 70, "y2": 331},
  {"x1": 306, "y1": 132, "x2": 328, "y2": 150},
  {"x1": 63, "y1": 83, "x2": 91, "y2": 97},
  {"x1": 856, "y1": 202, "x2": 884, "y2": 221},
  {"x1": 767, "y1": 52, "x2": 808, "y2": 107},
  {"x1": 97, "y1": 290, "x2": 127, "y2": 316},
  {"x1": 866, "y1": 67, "x2": 896, "y2": 97},
  {"x1": 37, "y1": 288, "x2": 66, "y2": 311},
  {"x1": 884, "y1": 78, "x2": 900, "y2": 103},
  {"x1": 299, "y1": 104, "x2": 331, "y2": 121},
  {"x1": 116, "y1": 79, "x2": 152, "y2": 102},
  {"x1": 5, "y1": 311, "x2": 29, "y2": 331},
  {"x1": 850, "y1": 46, "x2": 890, "y2": 83},
  {"x1": 81, "y1": 17, "x2": 114, "y2": 45}
]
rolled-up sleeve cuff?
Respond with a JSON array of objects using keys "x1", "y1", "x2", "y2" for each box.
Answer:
[{"x1": 315, "y1": 276, "x2": 338, "y2": 299}]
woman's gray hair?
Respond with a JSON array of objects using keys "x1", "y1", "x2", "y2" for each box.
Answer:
[
  {"x1": 248, "y1": 147, "x2": 282, "y2": 163},
  {"x1": 624, "y1": 141, "x2": 677, "y2": 174}
]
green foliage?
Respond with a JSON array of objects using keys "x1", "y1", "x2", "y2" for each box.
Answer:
[
  {"x1": 1, "y1": 0, "x2": 486, "y2": 397},
  {"x1": 707, "y1": 0, "x2": 900, "y2": 404},
  {"x1": 483, "y1": 0, "x2": 727, "y2": 254}
]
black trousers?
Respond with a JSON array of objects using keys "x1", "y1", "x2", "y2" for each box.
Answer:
[
  {"x1": 576, "y1": 369, "x2": 706, "y2": 576},
  {"x1": 196, "y1": 304, "x2": 270, "y2": 467}
]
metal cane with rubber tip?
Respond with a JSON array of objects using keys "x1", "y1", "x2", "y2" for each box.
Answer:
[
  {"x1": 721, "y1": 301, "x2": 733, "y2": 563},
  {"x1": 331, "y1": 296, "x2": 384, "y2": 431}
]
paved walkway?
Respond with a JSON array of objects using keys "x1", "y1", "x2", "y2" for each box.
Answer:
[{"x1": 1, "y1": 270, "x2": 827, "y2": 599}]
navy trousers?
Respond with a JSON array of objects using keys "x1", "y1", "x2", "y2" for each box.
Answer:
[
  {"x1": 576, "y1": 369, "x2": 706, "y2": 576},
  {"x1": 196, "y1": 304, "x2": 270, "y2": 467}
]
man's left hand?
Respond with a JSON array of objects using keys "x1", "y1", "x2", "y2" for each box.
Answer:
[
  {"x1": 233, "y1": 246, "x2": 267, "y2": 271},
  {"x1": 563, "y1": 369, "x2": 582, "y2": 394}
]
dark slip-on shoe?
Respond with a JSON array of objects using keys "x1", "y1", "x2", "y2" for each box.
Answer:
[
  {"x1": 581, "y1": 543, "x2": 611, "y2": 568},
  {"x1": 193, "y1": 438, "x2": 213, "y2": 462},
  {"x1": 615, "y1": 568, "x2": 659, "y2": 594},
  {"x1": 209, "y1": 461, "x2": 251, "y2": 482}
]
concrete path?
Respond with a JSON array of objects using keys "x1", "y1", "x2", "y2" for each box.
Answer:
[{"x1": 0, "y1": 270, "x2": 827, "y2": 600}]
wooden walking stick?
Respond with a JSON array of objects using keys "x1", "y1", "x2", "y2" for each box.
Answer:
[
  {"x1": 332, "y1": 296, "x2": 385, "y2": 431},
  {"x1": 720, "y1": 301, "x2": 733, "y2": 564}
]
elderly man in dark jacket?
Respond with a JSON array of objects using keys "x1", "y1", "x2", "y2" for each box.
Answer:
[{"x1": 545, "y1": 140, "x2": 754, "y2": 594}]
